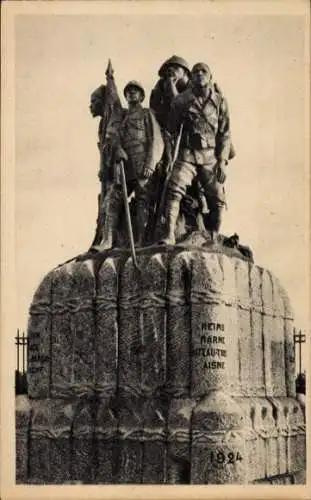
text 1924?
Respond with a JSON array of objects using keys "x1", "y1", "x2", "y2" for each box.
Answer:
[{"x1": 210, "y1": 451, "x2": 243, "y2": 466}]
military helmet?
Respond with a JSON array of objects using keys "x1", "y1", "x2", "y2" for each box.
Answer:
[
  {"x1": 158, "y1": 55, "x2": 191, "y2": 77},
  {"x1": 123, "y1": 80, "x2": 145, "y2": 101},
  {"x1": 191, "y1": 62, "x2": 212, "y2": 77}
]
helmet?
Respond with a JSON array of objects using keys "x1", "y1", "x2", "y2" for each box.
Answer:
[
  {"x1": 191, "y1": 62, "x2": 212, "y2": 77},
  {"x1": 158, "y1": 55, "x2": 191, "y2": 77},
  {"x1": 123, "y1": 80, "x2": 145, "y2": 101}
]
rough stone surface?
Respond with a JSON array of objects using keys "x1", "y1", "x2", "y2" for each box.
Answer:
[
  {"x1": 166, "y1": 252, "x2": 192, "y2": 396},
  {"x1": 29, "y1": 399, "x2": 74, "y2": 483},
  {"x1": 191, "y1": 391, "x2": 246, "y2": 484},
  {"x1": 94, "y1": 397, "x2": 118, "y2": 484},
  {"x1": 16, "y1": 396, "x2": 31, "y2": 483},
  {"x1": 21, "y1": 246, "x2": 305, "y2": 484},
  {"x1": 141, "y1": 399, "x2": 166, "y2": 483},
  {"x1": 167, "y1": 397, "x2": 194, "y2": 484},
  {"x1": 95, "y1": 258, "x2": 119, "y2": 398},
  {"x1": 27, "y1": 272, "x2": 53, "y2": 398}
]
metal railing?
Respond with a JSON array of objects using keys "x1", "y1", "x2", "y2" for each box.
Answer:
[
  {"x1": 293, "y1": 328, "x2": 306, "y2": 375},
  {"x1": 15, "y1": 329, "x2": 28, "y2": 395}
]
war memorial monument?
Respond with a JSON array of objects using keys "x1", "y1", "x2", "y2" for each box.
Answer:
[{"x1": 15, "y1": 56, "x2": 306, "y2": 485}]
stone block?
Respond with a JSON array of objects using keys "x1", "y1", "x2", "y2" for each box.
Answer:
[
  {"x1": 268, "y1": 398, "x2": 288, "y2": 475},
  {"x1": 166, "y1": 252, "x2": 192, "y2": 396},
  {"x1": 50, "y1": 265, "x2": 75, "y2": 398},
  {"x1": 72, "y1": 399, "x2": 95, "y2": 483},
  {"x1": 69, "y1": 261, "x2": 96, "y2": 397},
  {"x1": 167, "y1": 397, "x2": 194, "y2": 484},
  {"x1": 95, "y1": 257, "x2": 119, "y2": 398},
  {"x1": 118, "y1": 258, "x2": 144, "y2": 395},
  {"x1": 293, "y1": 469, "x2": 306, "y2": 484},
  {"x1": 116, "y1": 392, "x2": 144, "y2": 483},
  {"x1": 95, "y1": 397, "x2": 118, "y2": 483},
  {"x1": 270, "y1": 275, "x2": 286, "y2": 397},
  {"x1": 251, "y1": 398, "x2": 279, "y2": 478},
  {"x1": 279, "y1": 285, "x2": 295, "y2": 397},
  {"x1": 140, "y1": 254, "x2": 167, "y2": 395},
  {"x1": 235, "y1": 397, "x2": 259, "y2": 483},
  {"x1": 268, "y1": 397, "x2": 305, "y2": 477},
  {"x1": 235, "y1": 260, "x2": 253, "y2": 396},
  {"x1": 141, "y1": 399, "x2": 166, "y2": 483},
  {"x1": 191, "y1": 391, "x2": 247, "y2": 484},
  {"x1": 249, "y1": 266, "x2": 265, "y2": 396},
  {"x1": 16, "y1": 396, "x2": 31, "y2": 483},
  {"x1": 27, "y1": 272, "x2": 53, "y2": 399},
  {"x1": 191, "y1": 253, "x2": 228, "y2": 397},
  {"x1": 221, "y1": 255, "x2": 240, "y2": 396},
  {"x1": 29, "y1": 399, "x2": 74, "y2": 483},
  {"x1": 261, "y1": 269, "x2": 274, "y2": 396},
  {"x1": 286, "y1": 398, "x2": 306, "y2": 474}
]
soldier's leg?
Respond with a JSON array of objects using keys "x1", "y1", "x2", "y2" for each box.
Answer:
[
  {"x1": 97, "y1": 183, "x2": 123, "y2": 250},
  {"x1": 198, "y1": 162, "x2": 226, "y2": 242},
  {"x1": 134, "y1": 177, "x2": 153, "y2": 246},
  {"x1": 160, "y1": 161, "x2": 196, "y2": 245}
]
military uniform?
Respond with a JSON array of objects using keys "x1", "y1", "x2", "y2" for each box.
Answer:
[
  {"x1": 98, "y1": 81, "x2": 163, "y2": 249},
  {"x1": 161, "y1": 72, "x2": 233, "y2": 244},
  {"x1": 150, "y1": 55, "x2": 190, "y2": 130}
]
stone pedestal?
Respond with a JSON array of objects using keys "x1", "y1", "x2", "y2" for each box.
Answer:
[
  {"x1": 18, "y1": 245, "x2": 305, "y2": 484},
  {"x1": 16, "y1": 396, "x2": 31, "y2": 484},
  {"x1": 191, "y1": 391, "x2": 246, "y2": 484}
]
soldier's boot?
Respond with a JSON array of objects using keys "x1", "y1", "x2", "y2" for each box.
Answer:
[
  {"x1": 97, "y1": 190, "x2": 121, "y2": 250},
  {"x1": 205, "y1": 207, "x2": 223, "y2": 244},
  {"x1": 159, "y1": 198, "x2": 181, "y2": 245}
]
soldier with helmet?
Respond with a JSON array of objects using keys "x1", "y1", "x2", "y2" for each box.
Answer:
[
  {"x1": 98, "y1": 79, "x2": 163, "y2": 249},
  {"x1": 159, "y1": 62, "x2": 234, "y2": 245},
  {"x1": 150, "y1": 55, "x2": 191, "y2": 130}
]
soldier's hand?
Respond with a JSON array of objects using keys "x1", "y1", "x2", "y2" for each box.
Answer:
[
  {"x1": 216, "y1": 161, "x2": 227, "y2": 184},
  {"x1": 164, "y1": 77, "x2": 178, "y2": 98},
  {"x1": 115, "y1": 146, "x2": 128, "y2": 163}
]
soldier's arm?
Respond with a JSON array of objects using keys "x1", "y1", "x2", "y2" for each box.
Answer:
[
  {"x1": 217, "y1": 97, "x2": 232, "y2": 163},
  {"x1": 149, "y1": 83, "x2": 165, "y2": 126},
  {"x1": 163, "y1": 98, "x2": 183, "y2": 162},
  {"x1": 150, "y1": 84, "x2": 161, "y2": 111},
  {"x1": 166, "y1": 96, "x2": 184, "y2": 138}
]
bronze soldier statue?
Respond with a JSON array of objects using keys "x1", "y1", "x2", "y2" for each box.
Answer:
[
  {"x1": 150, "y1": 55, "x2": 191, "y2": 130},
  {"x1": 97, "y1": 80, "x2": 163, "y2": 249},
  {"x1": 89, "y1": 84, "x2": 106, "y2": 143},
  {"x1": 159, "y1": 62, "x2": 234, "y2": 245}
]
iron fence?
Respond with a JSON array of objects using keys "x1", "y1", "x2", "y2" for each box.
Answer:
[{"x1": 15, "y1": 329, "x2": 28, "y2": 395}]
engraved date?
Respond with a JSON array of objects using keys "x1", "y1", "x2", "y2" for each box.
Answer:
[{"x1": 210, "y1": 451, "x2": 243, "y2": 465}]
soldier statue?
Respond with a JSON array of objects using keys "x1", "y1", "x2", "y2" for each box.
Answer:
[
  {"x1": 159, "y1": 62, "x2": 234, "y2": 245},
  {"x1": 89, "y1": 84, "x2": 106, "y2": 145},
  {"x1": 150, "y1": 55, "x2": 191, "y2": 130},
  {"x1": 96, "y1": 80, "x2": 163, "y2": 249}
]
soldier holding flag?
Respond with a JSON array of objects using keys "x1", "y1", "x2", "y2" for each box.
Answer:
[{"x1": 90, "y1": 67, "x2": 163, "y2": 251}]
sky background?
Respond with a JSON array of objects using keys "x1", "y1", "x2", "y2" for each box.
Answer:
[{"x1": 14, "y1": 10, "x2": 309, "y2": 366}]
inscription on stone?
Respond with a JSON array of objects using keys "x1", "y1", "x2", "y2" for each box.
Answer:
[
  {"x1": 210, "y1": 451, "x2": 243, "y2": 466},
  {"x1": 28, "y1": 332, "x2": 49, "y2": 373},
  {"x1": 192, "y1": 323, "x2": 227, "y2": 369}
]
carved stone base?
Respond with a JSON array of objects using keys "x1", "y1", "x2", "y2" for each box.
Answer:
[{"x1": 18, "y1": 245, "x2": 304, "y2": 484}]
